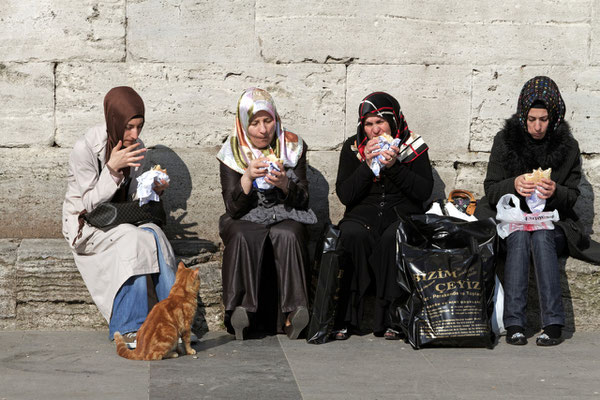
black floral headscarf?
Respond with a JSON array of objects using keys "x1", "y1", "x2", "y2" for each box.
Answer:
[{"x1": 516, "y1": 76, "x2": 566, "y2": 136}]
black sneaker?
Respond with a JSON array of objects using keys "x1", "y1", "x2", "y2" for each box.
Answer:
[
  {"x1": 536, "y1": 333, "x2": 563, "y2": 346},
  {"x1": 506, "y1": 332, "x2": 527, "y2": 345}
]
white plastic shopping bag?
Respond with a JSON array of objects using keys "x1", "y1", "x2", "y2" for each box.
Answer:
[
  {"x1": 491, "y1": 275, "x2": 506, "y2": 336},
  {"x1": 495, "y1": 194, "x2": 559, "y2": 239}
]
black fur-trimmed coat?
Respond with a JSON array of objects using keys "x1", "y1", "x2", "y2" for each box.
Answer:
[
  {"x1": 478, "y1": 115, "x2": 600, "y2": 264},
  {"x1": 482, "y1": 115, "x2": 581, "y2": 219}
]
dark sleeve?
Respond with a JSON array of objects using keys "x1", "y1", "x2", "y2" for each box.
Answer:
[
  {"x1": 382, "y1": 150, "x2": 434, "y2": 202},
  {"x1": 335, "y1": 139, "x2": 375, "y2": 207},
  {"x1": 483, "y1": 133, "x2": 518, "y2": 206},
  {"x1": 281, "y1": 145, "x2": 310, "y2": 210},
  {"x1": 545, "y1": 144, "x2": 581, "y2": 215},
  {"x1": 219, "y1": 161, "x2": 254, "y2": 219}
]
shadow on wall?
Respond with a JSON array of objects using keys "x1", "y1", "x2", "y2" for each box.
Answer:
[
  {"x1": 424, "y1": 167, "x2": 447, "y2": 208},
  {"x1": 574, "y1": 171, "x2": 595, "y2": 236},
  {"x1": 144, "y1": 145, "x2": 199, "y2": 240},
  {"x1": 306, "y1": 163, "x2": 331, "y2": 260}
]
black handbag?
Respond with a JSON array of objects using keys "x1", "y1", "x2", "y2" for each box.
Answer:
[{"x1": 83, "y1": 200, "x2": 166, "y2": 231}]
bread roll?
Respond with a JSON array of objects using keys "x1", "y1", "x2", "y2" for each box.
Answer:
[
  {"x1": 151, "y1": 164, "x2": 167, "y2": 174},
  {"x1": 525, "y1": 167, "x2": 551, "y2": 184}
]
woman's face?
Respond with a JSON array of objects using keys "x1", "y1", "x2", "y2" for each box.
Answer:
[
  {"x1": 363, "y1": 114, "x2": 392, "y2": 140},
  {"x1": 123, "y1": 117, "x2": 144, "y2": 146},
  {"x1": 527, "y1": 108, "x2": 549, "y2": 140},
  {"x1": 247, "y1": 110, "x2": 276, "y2": 149}
]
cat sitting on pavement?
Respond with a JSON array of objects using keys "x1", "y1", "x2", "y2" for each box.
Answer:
[{"x1": 114, "y1": 261, "x2": 200, "y2": 360}]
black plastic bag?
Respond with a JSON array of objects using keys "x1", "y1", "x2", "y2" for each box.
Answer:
[
  {"x1": 306, "y1": 224, "x2": 344, "y2": 344},
  {"x1": 392, "y1": 215, "x2": 497, "y2": 349}
]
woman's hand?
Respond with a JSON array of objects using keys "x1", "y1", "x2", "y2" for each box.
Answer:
[
  {"x1": 380, "y1": 145, "x2": 400, "y2": 168},
  {"x1": 265, "y1": 161, "x2": 289, "y2": 194},
  {"x1": 106, "y1": 141, "x2": 146, "y2": 172},
  {"x1": 514, "y1": 174, "x2": 536, "y2": 197},
  {"x1": 364, "y1": 137, "x2": 381, "y2": 163},
  {"x1": 241, "y1": 157, "x2": 269, "y2": 194},
  {"x1": 536, "y1": 178, "x2": 556, "y2": 199},
  {"x1": 154, "y1": 179, "x2": 169, "y2": 196}
]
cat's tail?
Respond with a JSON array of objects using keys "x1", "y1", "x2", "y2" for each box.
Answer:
[{"x1": 114, "y1": 332, "x2": 143, "y2": 360}]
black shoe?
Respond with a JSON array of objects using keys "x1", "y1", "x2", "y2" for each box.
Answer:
[
  {"x1": 506, "y1": 332, "x2": 527, "y2": 345},
  {"x1": 231, "y1": 306, "x2": 249, "y2": 340},
  {"x1": 536, "y1": 333, "x2": 563, "y2": 346},
  {"x1": 284, "y1": 306, "x2": 309, "y2": 340}
]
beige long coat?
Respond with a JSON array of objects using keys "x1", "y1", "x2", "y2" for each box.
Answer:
[{"x1": 62, "y1": 125, "x2": 176, "y2": 321}]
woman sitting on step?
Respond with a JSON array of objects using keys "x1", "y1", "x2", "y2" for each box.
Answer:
[{"x1": 216, "y1": 87, "x2": 317, "y2": 340}]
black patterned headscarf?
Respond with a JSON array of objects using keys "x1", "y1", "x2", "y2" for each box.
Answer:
[
  {"x1": 516, "y1": 76, "x2": 565, "y2": 136},
  {"x1": 353, "y1": 92, "x2": 428, "y2": 164},
  {"x1": 355, "y1": 92, "x2": 411, "y2": 161}
]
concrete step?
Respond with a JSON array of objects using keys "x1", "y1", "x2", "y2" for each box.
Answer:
[
  {"x1": 0, "y1": 238, "x2": 223, "y2": 334},
  {"x1": 1, "y1": 238, "x2": 599, "y2": 333}
]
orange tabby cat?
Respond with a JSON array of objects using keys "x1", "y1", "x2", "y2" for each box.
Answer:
[{"x1": 114, "y1": 261, "x2": 200, "y2": 360}]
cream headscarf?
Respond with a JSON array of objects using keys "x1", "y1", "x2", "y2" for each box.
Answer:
[{"x1": 217, "y1": 88, "x2": 303, "y2": 174}]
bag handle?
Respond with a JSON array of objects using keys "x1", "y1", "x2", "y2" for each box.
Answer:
[{"x1": 448, "y1": 189, "x2": 477, "y2": 216}]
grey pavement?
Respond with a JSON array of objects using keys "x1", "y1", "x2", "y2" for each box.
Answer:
[{"x1": 0, "y1": 331, "x2": 599, "y2": 400}]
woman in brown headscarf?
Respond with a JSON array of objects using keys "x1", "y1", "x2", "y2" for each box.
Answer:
[{"x1": 62, "y1": 87, "x2": 177, "y2": 349}]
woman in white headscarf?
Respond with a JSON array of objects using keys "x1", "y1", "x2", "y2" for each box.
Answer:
[{"x1": 217, "y1": 87, "x2": 316, "y2": 340}]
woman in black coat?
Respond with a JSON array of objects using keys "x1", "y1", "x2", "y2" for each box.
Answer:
[
  {"x1": 334, "y1": 92, "x2": 433, "y2": 339},
  {"x1": 482, "y1": 76, "x2": 581, "y2": 346}
]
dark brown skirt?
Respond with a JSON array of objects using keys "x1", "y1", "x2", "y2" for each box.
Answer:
[{"x1": 219, "y1": 214, "x2": 309, "y2": 314}]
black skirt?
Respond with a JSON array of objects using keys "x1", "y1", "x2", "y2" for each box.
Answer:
[{"x1": 219, "y1": 214, "x2": 309, "y2": 314}]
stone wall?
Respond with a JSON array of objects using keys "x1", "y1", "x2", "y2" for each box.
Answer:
[{"x1": 1, "y1": 1, "x2": 600, "y2": 331}]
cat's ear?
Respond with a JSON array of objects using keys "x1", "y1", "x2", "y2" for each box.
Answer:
[{"x1": 177, "y1": 261, "x2": 186, "y2": 271}]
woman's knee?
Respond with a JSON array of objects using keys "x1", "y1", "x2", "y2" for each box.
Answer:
[
  {"x1": 339, "y1": 221, "x2": 371, "y2": 246},
  {"x1": 269, "y1": 220, "x2": 306, "y2": 244}
]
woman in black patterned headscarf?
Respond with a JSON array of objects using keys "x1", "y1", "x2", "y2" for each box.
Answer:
[
  {"x1": 333, "y1": 92, "x2": 433, "y2": 340},
  {"x1": 482, "y1": 76, "x2": 580, "y2": 346}
]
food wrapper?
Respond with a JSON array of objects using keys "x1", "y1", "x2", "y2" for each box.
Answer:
[
  {"x1": 253, "y1": 155, "x2": 282, "y2": 191},
  {"x1": 369, "y1": 135, "x2": 402, "y2": 177},
  {"x1": 136, "y1": 164, "x2": 170, "y2": 206},
  {"x1": 524, "y1": 168, "x2": 552, "y2": 212}
]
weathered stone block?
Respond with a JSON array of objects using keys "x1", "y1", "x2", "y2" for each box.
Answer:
[
  {"x1": 0, "y1": 148, "x2": 69, "y2": 238},
  {"x1": 257, "y1": 3, "x2": 589, "y2": 65},
  {"x1": 127, "y1": 0, "x2": 256, "y2": 62},
  {"x1": 0, "y1": 63, "x2": 54, "y2": 147},
  {"x1": 256, "y1": 1, "x2": 590, "y2": 25},
  {"x1": 17, "y1": 239, "x2": 90, "y2": 303},
  {"x1": 470, "y1": 67, "x2": 600, "y2": 154},
  {"x1": 0, "y1": 0, "x2": 125, "y2": 62},
  {"x1": 454, "y1": 162, "x2": 488, "y2": 199},
  {"x1": 16, "y1": 302, "x2": 106, "y2": 330},
  {"x1": 347, "y1": 65, "x2": 472, "y2": 155},
  {"x1": 55, "y1": 62, "x2": 346, "y2": 150},
  {"x1": 193, "y1": 261, "x2": 224, "y2": 333},
  {"x1": 0, "y1": 240, "x2": 19, "y2": 322},
  {"x1": 564, "y1": 258, "x2": 600, "y2": 332},
  {"x1": 592, "y1": 0, "x2": 600, "y2": 65},
  {"x1": 305, "y1": 150, "x2": 344, "y2": 227}
]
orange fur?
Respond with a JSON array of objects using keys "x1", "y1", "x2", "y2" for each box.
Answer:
[{"x1": 114, "y1": 261, "x2": 200, "y2": 360}]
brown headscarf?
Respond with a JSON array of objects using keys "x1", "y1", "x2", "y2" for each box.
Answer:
[{"x1": 103, "y1": 86, "x2": 145, "y2": 167}]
